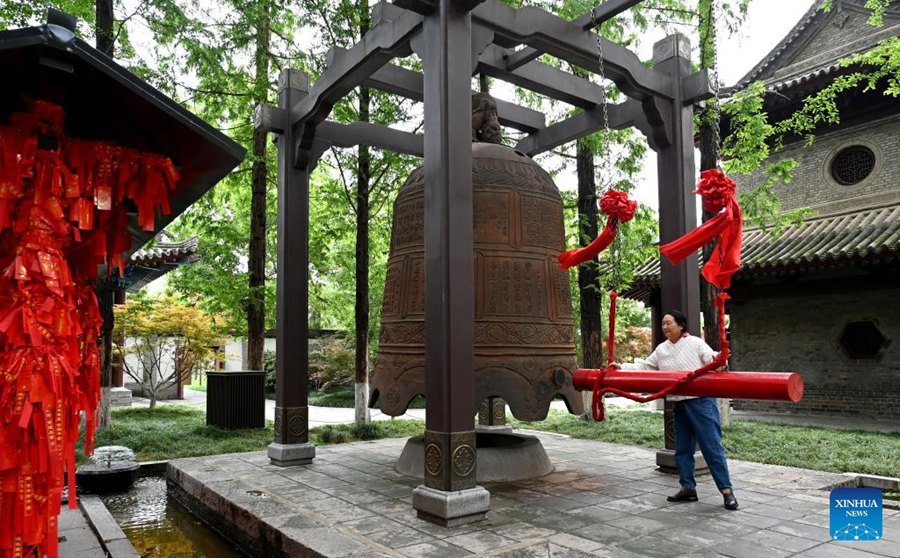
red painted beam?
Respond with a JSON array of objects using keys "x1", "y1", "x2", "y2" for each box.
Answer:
[{"x1": 573, "y1": 369, "x2": 803, "y2": 402}]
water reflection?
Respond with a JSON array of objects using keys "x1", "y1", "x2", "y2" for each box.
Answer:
[{"x1": 101, "y1": 476, "x2": 246, "y2": 558}]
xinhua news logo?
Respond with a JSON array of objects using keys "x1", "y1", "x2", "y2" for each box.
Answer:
[{"x1": 830, "y1": 487, "x2": 882, "y2": 541}]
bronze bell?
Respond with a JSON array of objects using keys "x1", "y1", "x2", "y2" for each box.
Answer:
[{"x1": 370, "y1": 94, "x2": 583, "y2": 421}]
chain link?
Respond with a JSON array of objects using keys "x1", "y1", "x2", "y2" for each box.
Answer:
[
  {"x1": 593, "y1": 7, "x2": 612, "y2": 181},
  {"x1": 708, "y1": 0, "x2": 723, "y2": 168},
  {"x1": 591, "y1": 7, "x2": 623, "y2": 291}
]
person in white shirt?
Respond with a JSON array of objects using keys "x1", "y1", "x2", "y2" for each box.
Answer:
[{"x1": 610, "y1": 309, "x2": 738, "y2": 510}]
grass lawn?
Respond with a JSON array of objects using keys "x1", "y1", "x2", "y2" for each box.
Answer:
[
  {"x1": 189, "y1": 376, "x2": 207, "y2": 392},
  {"x1": 80, "y1": 405, "x2": 898, "y2": 479},
  {"x1": 79, "y1": 405, "x2": 425, "y2": 462},
  {"x1": 513, "y1": 409, "x2": 900, "y2": 478}
]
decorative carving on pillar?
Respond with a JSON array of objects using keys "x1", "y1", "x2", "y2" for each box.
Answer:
[
  {"x1": 478, "y1": 397, "x2": 507, "y2": 427},
  {"x1": 664, "y1": 400, "x2": 676, "y2": 449},
  {"x1": 274, "y1": 406, "x2": 308, "y2": 445},
  {"x1": 452, "y1": 444, "x2": 476, "y2": 478},
  {"x1": 424, "y1": 430, "x2": 477, "y2": 492},
  {"x1": 424, "y1": 443, "x2": 443, "y2": 478}
]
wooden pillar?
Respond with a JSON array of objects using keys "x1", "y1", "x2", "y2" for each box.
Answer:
[
  {"x1": 411, "y1": 0, "x2": 490, "y2": 527},
  {"x1": 268, "y1": 68, "x2": 316, "y2": 466},
  {"x1": 652, "y1": 34, "x2": 708, "y2": 475}
]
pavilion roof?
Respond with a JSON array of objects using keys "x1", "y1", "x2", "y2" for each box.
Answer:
[
  {"x1": 123, "y1": 238, "x2": 199, "y2": 292},
  {"x1": 0, "y1": 16, "x2": 245, "y2": 258}
]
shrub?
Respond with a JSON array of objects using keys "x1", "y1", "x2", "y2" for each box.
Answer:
[
  {"x1": 263, "y1": 350, "x2": 277, "y2": 395},
  {"x1": 614, "y1": 326, "x2": 653, "y2": 363},
  {"x1": 353, "y1": 423, "x2": 382, "y2": 440},
  {"x1": 309, "y1": 334, "x2": 355, "y2": 391},
  {"x1": 318, "y1": 425, "x2": 354, "y2": 444}
]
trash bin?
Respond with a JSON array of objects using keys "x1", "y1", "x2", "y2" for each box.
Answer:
[{"x1": 206, "y1": 370, "x2": 266, "y2": 429}]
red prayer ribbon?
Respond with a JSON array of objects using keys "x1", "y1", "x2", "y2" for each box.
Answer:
[
  {"x1": 558, "y1": 189, "x2": 637, "y2": 270},
  {"x1": 589, "y1": 292, "x2": 732, "y2": 421},
  {"x1": 658, "y1": 169, "x2": 743, "y2": 290},
  {"x1": 0, "y1": 99, "x2": 180, "y2": 558}
]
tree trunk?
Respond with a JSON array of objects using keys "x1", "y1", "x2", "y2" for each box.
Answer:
[
  {"x1": 576, "y1": 137, "x2": 602, "y2": 419},
  {"x1": 353, "y1": 3, "x2": 372, "y2": 428},
  {"x1": 247, "y1": 0, "x2": 271, "y2": 372},
  {"x1": 354, "y1": 107, "x2": 372, "y2": 425},
  {"x1": 93, "y1": 0, "x2": 116, "y2": 429},
  {"x1": 95, "y1": 0, "x2": 114, "y2": 56},
  {"x1": 96, "y1": 278, "x2": 114, "y2": 427}
]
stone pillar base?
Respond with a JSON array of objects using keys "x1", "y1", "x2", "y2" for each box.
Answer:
[
  {"x1": 268, "y1": 443, "x2": 315, "y2": 467},
  {"x1": 110, "y1": 386, "x2": 132, "y2": 408},
  {"x1": 656, "y1": 449, "x2": 708, "y2": 475},
  {"x1": 474, "y1": 424, "x2": 514, "y2": 434},
  {"x1": 413, "y1": 485, "x2": 490, "y2": 527}
]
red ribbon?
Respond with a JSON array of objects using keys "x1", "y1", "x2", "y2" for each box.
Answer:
[
  {"x1": 659, "y1": 169, "x2": 743, "y2": 290},
  {"x1": 589, "y1": 292, "x2": 732, "y2": 421},
  {"x1": 558, "y1": 189, "x2": 637, "y2": 270},
  {"x1": 0, "y1": 100, "x2": 181, "y2": 558}
]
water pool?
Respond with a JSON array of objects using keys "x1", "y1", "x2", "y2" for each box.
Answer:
[{"x1": 101, "y1": 476, "x2": 246, "y2": 557}]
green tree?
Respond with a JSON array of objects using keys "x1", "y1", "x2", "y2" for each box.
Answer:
[
  {"x1": 524, "y1": 0, "x2": 694, "y2": 391},
  {"x1": 159, "y1": 0, "x2": 303, "y2": 355},
  {"x1": 113, "y1": 297, "x2": 222, "y2": 409},
  {"x1": 302, "y1": 0, "x2": 418, "y2": 426}
]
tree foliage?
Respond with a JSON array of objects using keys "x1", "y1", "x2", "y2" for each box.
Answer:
[
  {"x1": 113, "y1": 296, "x2": 222, "y2": 409},
  {"x1": 721, "y1": 7, "x2": 900, "y2": 235}
]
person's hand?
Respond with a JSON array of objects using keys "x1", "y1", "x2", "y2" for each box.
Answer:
[{"x1": 608, "y1": 362, "x2": 622, "y2": 370}]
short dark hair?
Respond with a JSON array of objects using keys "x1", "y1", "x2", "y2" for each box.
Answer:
[{"x1": 664, "y1": 309, "x2": 689, "y2": 334}]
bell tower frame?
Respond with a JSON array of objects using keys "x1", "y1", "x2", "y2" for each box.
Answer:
[{"x1": 255, "y1": 0, "x2": 713, "y2": 526}]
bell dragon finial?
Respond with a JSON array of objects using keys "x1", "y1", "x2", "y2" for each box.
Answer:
[{"x1": 471, "y1": 92, "x2": 502, "y2": 144}]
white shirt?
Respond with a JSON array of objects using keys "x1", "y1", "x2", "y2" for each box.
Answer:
[{"x1": 620, "y1": 334, "x2": 718, "y2": 401}]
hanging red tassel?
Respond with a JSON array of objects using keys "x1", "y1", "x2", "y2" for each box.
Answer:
[
  {"x1": 659, "y1": 169, "x2": 742, "y2": 290},
  {"x1": 558, "y1": 189, "x2": 637, "y2": 269},
  {"x1": 0, "y1": 99, "x2": 181, "y2": 558}
]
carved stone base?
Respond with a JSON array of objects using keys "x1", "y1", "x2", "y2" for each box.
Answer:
[
  {"x1": 398, "y1": 433, "x2": 553, "y2": 482},
  {"x1": 268, "y1": 443, "x2": 315, "y2": 467},
  {"x1": 655, "y1": 449, "x2": 709, "y2": 475},
  {"x1": 474, "y1": 424, "x2": 514, "y2": 434},
  {"x1": 413, "y1": 485, "x2": 490, "y2": 527}
]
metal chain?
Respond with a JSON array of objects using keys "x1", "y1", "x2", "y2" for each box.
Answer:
[
  {"x1": 592, "y1": 7, "x2": 612, "y2": 189},
  {"x1": 707, "y1": 0, "x2": 727, "y2": 270},
  {"x1": 708, "y1": 0, "x2": 723, "y2": 168},
  {"x1": 591, "y1": 7, "x2": 622, "y2": 291}
]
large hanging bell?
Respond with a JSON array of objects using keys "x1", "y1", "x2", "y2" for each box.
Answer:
[{"x1": 370, "y1": 94, "x2": 583, "y2": 421}]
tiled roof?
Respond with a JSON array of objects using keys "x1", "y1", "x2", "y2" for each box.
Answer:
[
  {"x1": 621, "y1": 204, "x2": 900, "y2": 301},
  {"x1": 732, "y1": 0, "x2": 822, "y2": 91},
  {"x1": 729, "y1": 1, "x2": 900, "y2": 95},
  {"x1": 123, "y1": 237, "x2": 199, "y2": 292},
  {"x1": 129, "y1": 237, "x2": 199, "y2": 266}
]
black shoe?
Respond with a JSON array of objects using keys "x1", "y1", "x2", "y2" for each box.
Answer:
[
  {"x1": 667, "y1": 488, "x2": 698, "y2": 502},
  {"x1": 722, "y1": 490, "x2": 739, "y2": 510}
]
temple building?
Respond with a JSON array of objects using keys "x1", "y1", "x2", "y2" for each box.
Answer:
[{"x1": 623, "y1": 0, "x2": 900, "y2": 420}]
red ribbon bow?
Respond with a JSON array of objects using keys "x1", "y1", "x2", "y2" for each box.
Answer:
[
  {"x1": 558, "y1": 189, "x2": 637, "y2": 270},
  {"x1": 659, "y1": 169, "x2": 742, "y2": 289}
]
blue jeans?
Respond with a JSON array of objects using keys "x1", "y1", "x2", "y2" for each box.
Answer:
[{"x1": 674, "y1": 397, "x2": 732, "y2": 491}]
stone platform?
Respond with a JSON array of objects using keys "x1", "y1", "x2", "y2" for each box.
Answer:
[{"x1": 167, "y1": 432, "x2": 900, "y2": 557}]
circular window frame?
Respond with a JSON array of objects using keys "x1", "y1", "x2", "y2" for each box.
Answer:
[{"x1": 823, "y1": 139, "x2": 883, "y2": 192}]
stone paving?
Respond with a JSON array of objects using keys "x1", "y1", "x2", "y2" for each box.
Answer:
[
  {"x1": 167, "y1": 431, "x2": 900, "y2": 558},
  {"x1": 57, "y1": 505, "x2": 109, "y2": 558}
]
